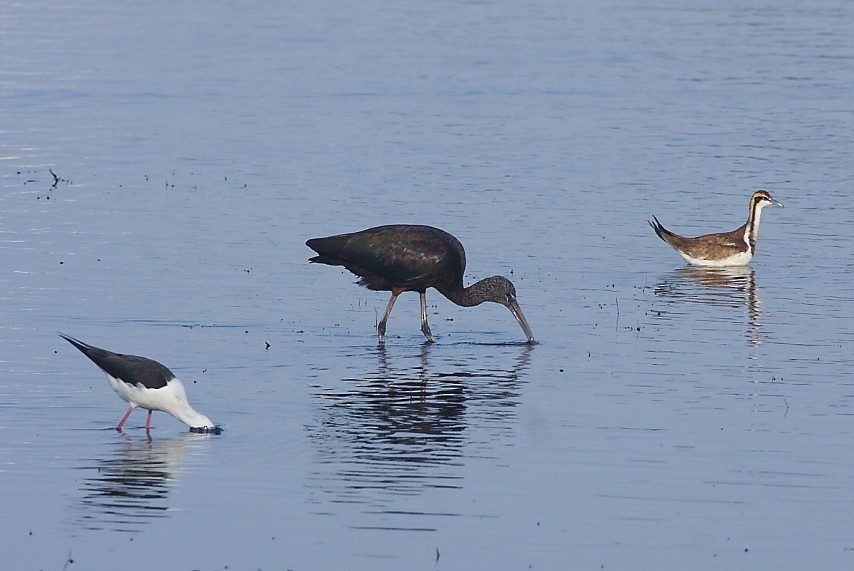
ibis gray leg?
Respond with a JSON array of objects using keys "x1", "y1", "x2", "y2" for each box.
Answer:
[
  {"x1": 419, "y1": 291, "x2": 435, "y2": 342},
  {"x1": 378, "y1": 291, "x2": 400, "y2": 343}
]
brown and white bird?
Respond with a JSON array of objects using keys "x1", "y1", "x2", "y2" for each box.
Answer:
[
  {"x1": 60, "y1": 334, "x2": 218, "y2": 434},
  {"x1": 306, "y1": 224, "x2": 535, "y2": 344},
  {"x1": 648, "y1": 190, "x2": 783, "y2": 267}
]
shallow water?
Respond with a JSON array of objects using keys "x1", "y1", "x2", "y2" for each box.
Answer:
[{"x1": 2, "y1": 1, "x2": 854, "y2": 569}]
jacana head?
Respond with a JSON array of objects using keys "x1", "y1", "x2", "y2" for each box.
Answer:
[{"x1": 752, "y1": 190, "x2": 784, "y2": 209}]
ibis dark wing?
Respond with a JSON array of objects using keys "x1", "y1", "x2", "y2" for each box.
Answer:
[{"x1": 307, "y1": 225, "x2": 466, "y2": 291}]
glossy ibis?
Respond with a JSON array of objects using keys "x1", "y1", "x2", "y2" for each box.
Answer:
[
  {"x1": 60, "y1": 334, "x2": 219, "y2": 433},
  {"x1": 306, "y1": 224, "x2": 535, "y2": 343},
  {"x1": 649, "y1": 190, "x2": 783, "y2": 267}
]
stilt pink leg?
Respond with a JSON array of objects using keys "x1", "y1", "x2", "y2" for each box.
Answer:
[
  {"x1": 116, "y1": 404, "x2": 136, "y2": 431},
  {"x1": 144, "y1": 410, "x2": 153, "y2": 432}
]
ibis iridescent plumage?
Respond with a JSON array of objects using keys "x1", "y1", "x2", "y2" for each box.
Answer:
[
  {"x1": 306, "y1": 224, "x2": 535, "y2": 343},
  {"x1": 60, "y1": 334, "x2": 218, "y2": 434}
]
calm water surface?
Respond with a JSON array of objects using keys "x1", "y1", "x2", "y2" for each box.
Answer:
[{"x1": 2, "y1": 1, "x2": 854, "y2": 569}]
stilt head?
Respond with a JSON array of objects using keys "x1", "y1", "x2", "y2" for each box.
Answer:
[{"x1": 161, "y1": 379, "x2": 217, "y2": 430}]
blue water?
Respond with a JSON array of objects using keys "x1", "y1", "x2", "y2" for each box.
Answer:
[{"x1": 2, "y1": 1, "x2": 854, "y2": 569}]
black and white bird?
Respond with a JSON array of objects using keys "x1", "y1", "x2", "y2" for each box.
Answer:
[
  {"x1": 60, "y1": 334, "x2": 217, "y2": 433},
  {"x1": 649, "y1": 190, "x2": 783, "y2": 267}
]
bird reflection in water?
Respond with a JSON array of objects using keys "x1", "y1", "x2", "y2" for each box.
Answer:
[
  {"x1": 71, "y1": 433, "x2": 211, "y2": 533},
  {"x1": 307, "y1": 344, "x2": 532, "y2": 526},
  {"x1": 653, "y1": 266, "x2": 763, "y2": 346}
]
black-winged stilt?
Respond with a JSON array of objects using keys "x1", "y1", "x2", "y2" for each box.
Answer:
[{"x1": 60, "y1": 334, "x2": 219, "y2": 434}]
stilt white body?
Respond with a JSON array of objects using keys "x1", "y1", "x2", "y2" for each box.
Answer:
[
  {"x1": 60, "y1": 334, "x2": 215, "y2": 432},
  {"x1": 104, "y1": 373, "x2": 214, "y2": 429}
]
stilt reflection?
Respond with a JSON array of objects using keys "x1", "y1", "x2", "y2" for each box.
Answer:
[{"x1": 71, "y1": 433, "x2": 214, "y2": 533}]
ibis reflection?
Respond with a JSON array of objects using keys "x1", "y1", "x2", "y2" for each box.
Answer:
[{"x1": 306, "y1": 343, "x2": 532, "y2": 526}]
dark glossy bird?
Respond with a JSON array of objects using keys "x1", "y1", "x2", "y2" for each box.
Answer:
[
  {"x1": 649, "y1": 190, "x2": 783, "y2": 267},
  {"x1": 60, "y1": 334, "x2": 218, "y2": 433},
  {"x1": 306, "y1": 224, "x2": 535, "y2": 343}
]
